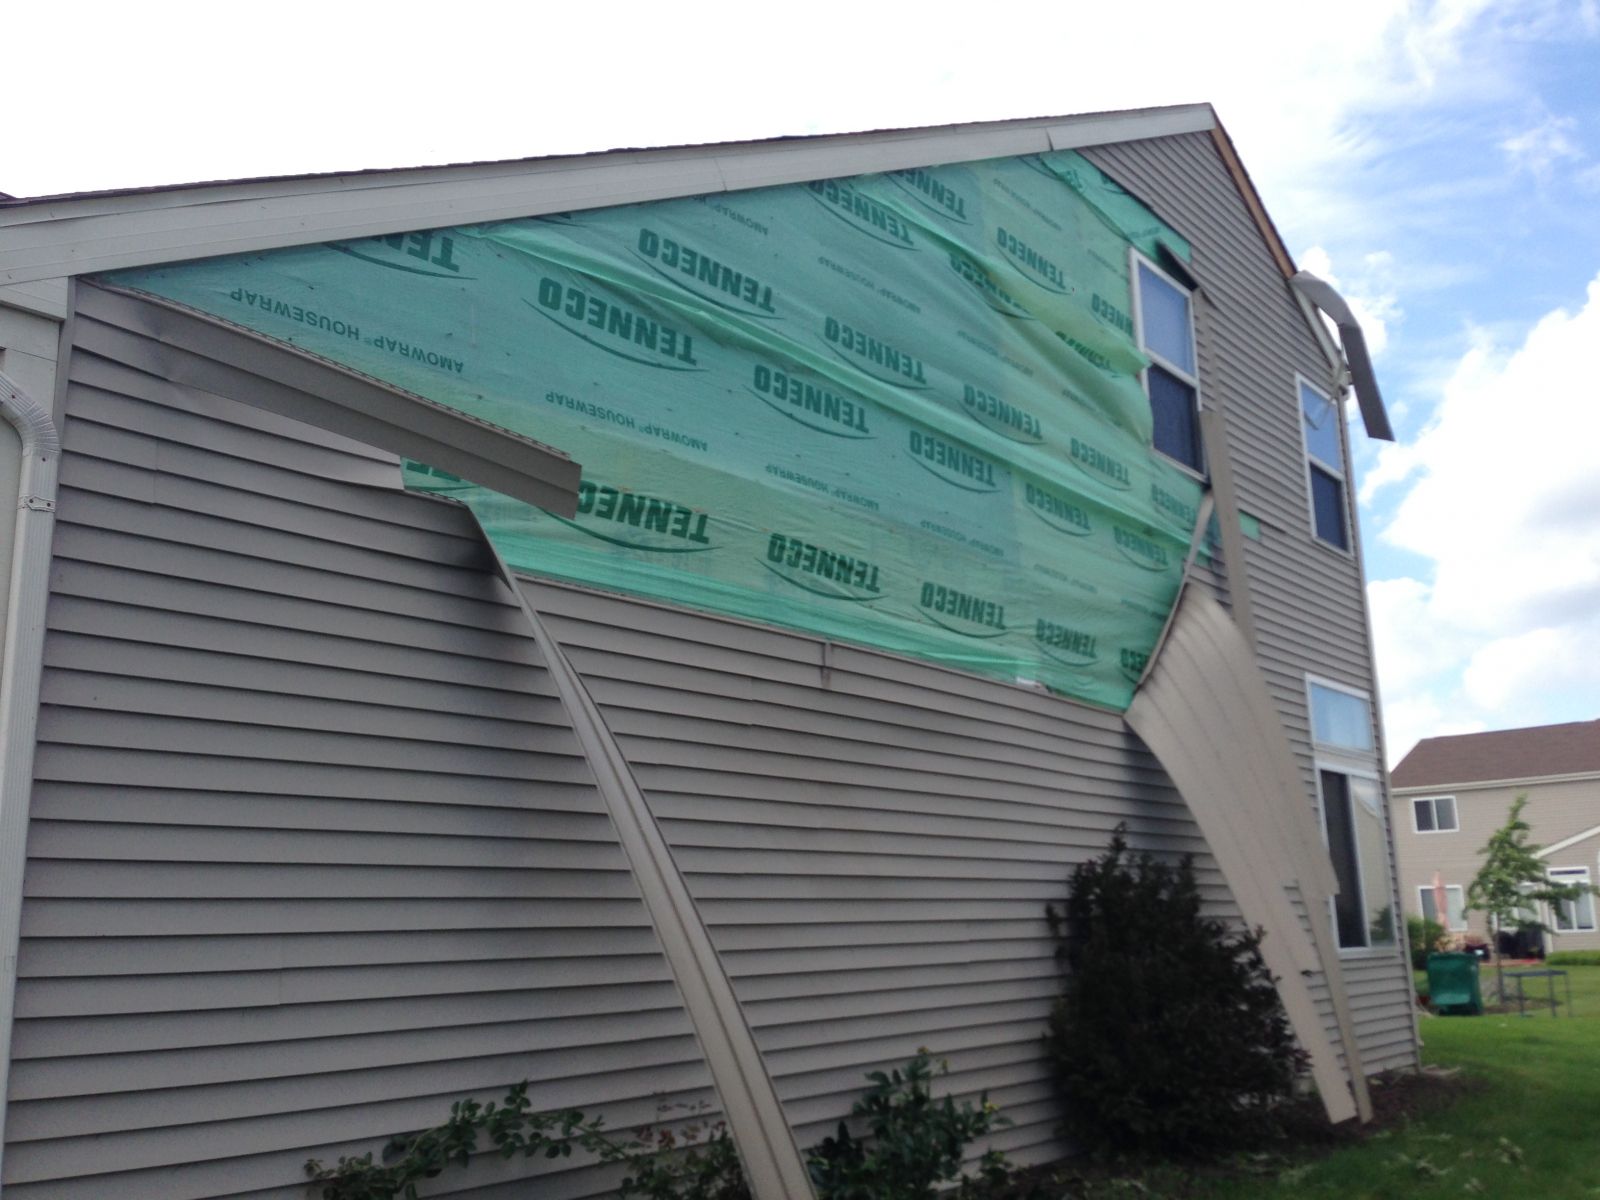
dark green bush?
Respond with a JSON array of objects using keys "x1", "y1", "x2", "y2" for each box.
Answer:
[
  {"x1": 1407, "y1": 914, "x2": 1450, "y2": 970},
  {"x1": 1043, "y1": 829, "x2": 1308, "y2": 1159}
]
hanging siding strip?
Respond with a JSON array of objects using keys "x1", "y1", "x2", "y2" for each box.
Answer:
[
  {"x1": 1127, "y1": 586, "x2": 1367, "y2": 1124},
  {"x1": 74, "y1": 285, "x2": 581, "y2": 515}
]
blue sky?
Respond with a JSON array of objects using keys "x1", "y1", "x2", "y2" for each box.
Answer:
[{"x1": 10, "y1": 0, "x2": 1598, "y2": 763}]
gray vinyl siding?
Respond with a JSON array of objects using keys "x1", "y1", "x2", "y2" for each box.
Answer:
[
  {"x1": 1085, "y1": 133, "x2": 1417, "y2": 1071},
  {"x1": 12, "y1": 299, "x2": 1229, "y2": 1196},
  {"x1": 10, "y1": 317, "x2": 709, "y2": 1199},
  {"x1": 521, "y1": 578, "x2": 1219, "y2": 1163}
]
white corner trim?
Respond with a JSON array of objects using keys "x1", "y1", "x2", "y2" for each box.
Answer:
[
  {"x1": 1537, "y1": 822, "x2": 1600, "y2": 860},
  {"x1": 0, "y1": 369, "x2": 60, "y2": 1194}
]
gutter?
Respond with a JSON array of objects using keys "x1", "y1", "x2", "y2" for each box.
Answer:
[{"x1": 0, "y1": 370, "x2": 60, "y2": 1191}]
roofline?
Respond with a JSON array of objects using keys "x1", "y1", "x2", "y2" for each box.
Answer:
[
  {"x1": 1, "y1": 104, "x2": 1217, "y2": 287},
  {"x1": 1392, "y1": 768, "x2": 1600, "y2": 794}
]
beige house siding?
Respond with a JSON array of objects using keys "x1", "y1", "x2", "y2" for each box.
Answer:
[{"x1": 1392, "y1": 775, "x2": 1600, "y2": 950}]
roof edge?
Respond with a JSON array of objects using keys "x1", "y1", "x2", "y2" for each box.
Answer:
[
  {"x1": 1, "y1": 104, "x2": 1215, "y2": 287},
  {"x1": 1392, "y1": 768, "x2": 1600, "y2": 794}
]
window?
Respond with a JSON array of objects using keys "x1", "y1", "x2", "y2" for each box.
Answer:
[
  {"x1": 1299, "y1": 378, "x2": 1349, "y2": 550},
  {"x1": 1308, "y1": 678, "x2": 1395, "y2": 952},
  {"x1": 1549, "y1": 867, "x2": 1596, "y2": 933},
  {"x1": 1417, "y1": 883, "x2": 1467, "y2": 930},
  {"x1": 1412, "y1": 796, "x2": 1459, "y2": 834},
  {"x1": 1133, "y1": 255, "x2": 1201, "y2": 472}
]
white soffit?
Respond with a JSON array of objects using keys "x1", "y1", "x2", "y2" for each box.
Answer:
[{"x1": 0, "y1": 105, "x2": 1216, "y2": 286}]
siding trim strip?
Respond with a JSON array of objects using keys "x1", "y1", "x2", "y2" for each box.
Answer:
[
  {"x1": 468, "y1": 510, "x2": 814, "y2": 1200},
  {"x1": 0, "y1": 367, "x2": 63, "y2": 1191},
  {"x1": 72, "y1": 285, "x2": 582, "y2": 516}
]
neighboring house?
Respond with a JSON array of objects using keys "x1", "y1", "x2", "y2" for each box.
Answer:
[
  {"x1": 1392, "y1": 720, "x2": 1600, "y2": 951},
  {"x1": 0, "y1": 104, "x2": 1416, "y2": 1200}
]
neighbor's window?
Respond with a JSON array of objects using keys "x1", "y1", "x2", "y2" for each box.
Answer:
[
  {"x1": 1134, "y1": 255, "x2": 1201, "y2": 472},
  {"x1": 1308, "y1": 677, "x2": 1395, "y2": 952},
  {"x1": 1299, "y1": 378, "x2": 1349, "y2": 550},
  {"x1": 1412, "y1": 796, "x2": 1459, "y2": 834},
  {"x1": 1417, "y1": 883, "x2": 1467, "y2": 931},
  {"x1": 1549, "y1": 867, "x2": 1597, "y2": 933}
]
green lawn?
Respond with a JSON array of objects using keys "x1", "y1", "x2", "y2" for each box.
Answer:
[{"x1": 1043, "y1": 964, "x2": 1600, "y2": 1199}]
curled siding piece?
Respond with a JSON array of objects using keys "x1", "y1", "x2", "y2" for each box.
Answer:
[
  {"x1": 1126, "y1": 585, "x2": 1370, "y2": 1125},
  {"x1": 469, "y1": 512, "x2": 815, "y2": 1200}
]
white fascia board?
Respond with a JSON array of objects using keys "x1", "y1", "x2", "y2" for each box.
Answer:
[
  {"x1": 0, "y1": 106, "x2": 1216, "y2": 286},
  {"x1": 1392, "y1": 770, "x2": 1600, "y2": 795}
]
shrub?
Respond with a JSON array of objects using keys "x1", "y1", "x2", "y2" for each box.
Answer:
[
  {"x1": 1407, "y1": 914, "x2": 1450, "y2": 970},
  {"x1": 1043, "y1": 829, "x2": 1308, "y2": 1159}
]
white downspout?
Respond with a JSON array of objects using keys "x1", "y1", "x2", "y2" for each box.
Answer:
[{"x1": 0, "y1": 370, "x2": 60, "y2": 1190}]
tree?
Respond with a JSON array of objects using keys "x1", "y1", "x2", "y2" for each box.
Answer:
[{"x1": 1464, "y1": 795, "x2": 1590, "y2": 1001}]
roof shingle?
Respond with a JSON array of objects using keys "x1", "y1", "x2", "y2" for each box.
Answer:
[{"x1": 1392, "y1": 719, "x2": 1600, "y2": 788}]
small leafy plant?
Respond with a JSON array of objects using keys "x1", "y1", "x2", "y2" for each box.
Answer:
[
  {"x1": 806, "y1": 1050, "x2": 1010, "y2": 1200},
  {"x1": 618, "y1": 1103, "x2": 750, "y2": 1200},
  {"x1": 305, "y1": 1082, "x2": 619, "y2": 1200},
  {"x1": 307, "y1": 1052, "x2": 1009, "y2": 1200}
]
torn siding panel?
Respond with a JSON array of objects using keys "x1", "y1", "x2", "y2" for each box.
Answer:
[
  {"x1": 1085, "y1": 133, "x2": 1417, "y2": 1075},
  {"x1": 1126, "y1": 587, "x2": 1366, "y2": 1124}
]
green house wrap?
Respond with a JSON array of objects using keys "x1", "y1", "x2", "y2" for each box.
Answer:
[{"x1": 105, "y1": 149, "x2": 1204, "y2": 711}]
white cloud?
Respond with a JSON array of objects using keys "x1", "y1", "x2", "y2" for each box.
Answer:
[
  {"x1": 0, "y1": 0, "x2": 1525, "y2": 197},
  {"x1": 1368, "y1": 276, "x2": 1600, "y2": 760},
  {"x1": 1501, "y1": 115, "x2": 1584, "y2": 180}
]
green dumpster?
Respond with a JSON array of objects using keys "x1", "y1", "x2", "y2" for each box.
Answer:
[{"x1": 1427, "y1": 952, "x2": 1484, "y2": 1015}]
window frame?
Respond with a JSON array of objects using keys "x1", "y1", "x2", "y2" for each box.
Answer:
[
  {"x1": 1411, "y1": 795, "x2": 1459, "y2": 835},
  {"x1": 1295, "y1": 374, "x2": 1352, "y2": 555},
  {"x1": 1305, "y1": 675, "x2": 1398, "y2": 957},
  {"x1": 1130, "y1": 249, "x2": 1204, "y2": 478},
  {"x1": 1548, "y1": 866, "x2": 1597, "y2": 933},
  {"x1": 1416, "y1": 883, "x2": 1468, "y2": 931}
]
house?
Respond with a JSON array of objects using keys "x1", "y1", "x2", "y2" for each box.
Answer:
[
  {"x1": 1392, "y1": 720, "x2": 1600, "y2": 951},
  {"x1": 0, "y1": 103, "x2": 1416, "y2": 1199}
]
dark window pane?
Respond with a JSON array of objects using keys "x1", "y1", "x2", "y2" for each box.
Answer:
[
  {"x1": 1436, "y1": 796, "x2": 1457, "y2": 831},
  {"x1": 1414, "y1": 799, "x2": 1435, "y2": 832},
  {"x1": 1322, "y1": 770, "x2": 1366, "y2": 949},
  {"x1": 1310, "y1": 465, "x2": 1347, "y2": 548},
  {"x1": 1149, "y1": 365, "x2": 1200, "y2": 470}
]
